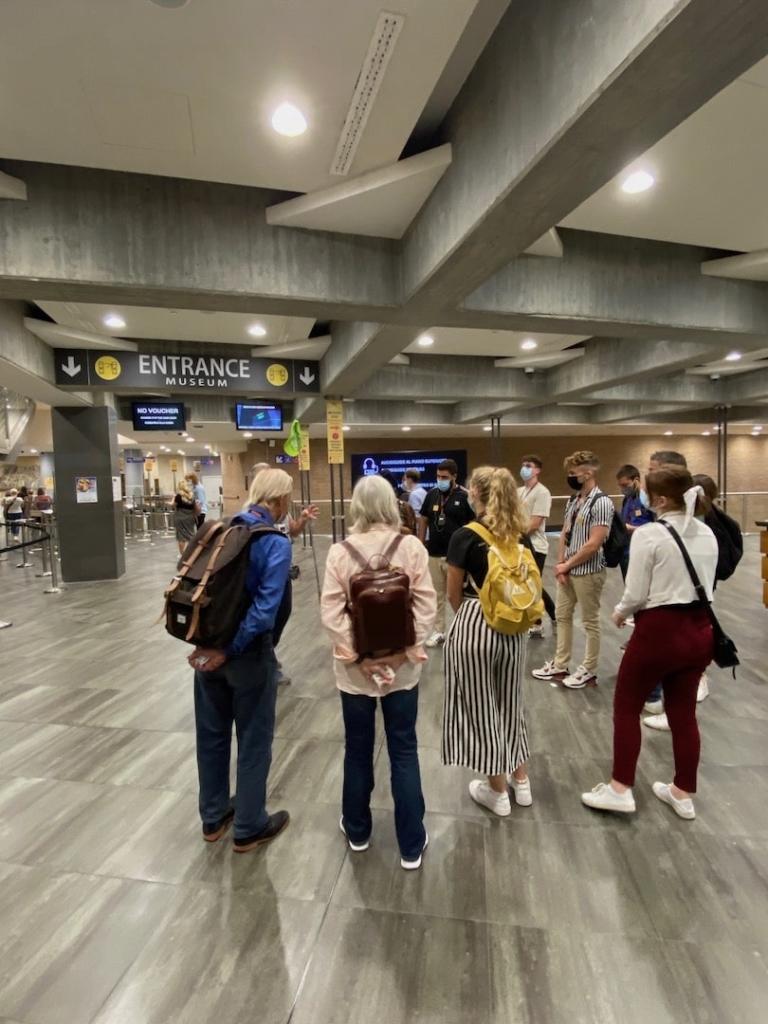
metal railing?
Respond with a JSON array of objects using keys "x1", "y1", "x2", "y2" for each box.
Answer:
[{"x1": 0, "y1": 518, "x2": 60, "y2": 594}]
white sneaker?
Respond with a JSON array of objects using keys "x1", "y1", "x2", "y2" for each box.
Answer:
[
  {"x1": 697, "y1": 675, "x2": 710, "y2": 702},
  {"x1": 507, "y1": 775, "x2": 533, "y2": 807},
  {"x1": 644, "y1": 713, "x2": 670, "y2": 731},
  {"x1": 400, "y1": 833, "x2": 429, "y2": 870},
  {"x1": 425, "y1": 632, "x2": 445, "y2": 648},
  {"x1": 339, "y1": 816, "x2": 370, "y2": 852},
  {"x1": 528, "y1": 624, "x2": 545, "y2": 639},
  {"x1": 581, "y1": 782, "x2": 636, "y2": 814},
  {"x1": 531, "y1": 660, "x2": 569, "y2": 681},
  {"x1": 469, "y1": 779, "x2": 511, "y2": 817},
  {"x1": 644, "y1": 699, "x2": 664, "y2": 715},
  {"x1": 653, "y1": 782, "x2": 695, "y2": 820},
  {"x1": 563, "y1": 664, "x2": 597, "y2": 689}
]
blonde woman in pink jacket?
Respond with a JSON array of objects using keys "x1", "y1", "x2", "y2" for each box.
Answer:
[{"x1": 321, "y1": 474, "x2": 437, "y2": 870}]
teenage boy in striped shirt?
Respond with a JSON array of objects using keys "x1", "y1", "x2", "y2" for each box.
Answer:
[{"x1": 532, "y1": 451, "x2": 614, "y2": 689}]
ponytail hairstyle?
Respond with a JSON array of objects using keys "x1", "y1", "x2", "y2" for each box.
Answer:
[
  {"x1": 469, "y1": 465, "x2": 526, "y2": 543},
  {"x1": 645, "y1": 466, "x2": 711, "y2": 516}
]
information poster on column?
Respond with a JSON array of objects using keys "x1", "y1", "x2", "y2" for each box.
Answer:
[
  {"x1": 75, "y1": 476, "x2": 98, "y2": 503},
  {"x1": 299, "y1": 427, "x2": 311, "y2": 471},
  {"x1": 326, "y1": 400, "x2": 344, "y2": 465}
]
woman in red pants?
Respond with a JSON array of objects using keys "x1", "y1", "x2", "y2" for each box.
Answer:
[{"x1": 582, "y1": 467, "x2": 717, "y2": 820}]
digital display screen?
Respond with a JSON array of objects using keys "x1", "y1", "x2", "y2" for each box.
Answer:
[
  {"x1": 235, "y1": 403, "x2": 283, "y2": 431},
  {"x1": 131, "y1": 401, "x2": 186, "y2": 431},
  {"x1": 351, "y1": 449, "x2": 468, "y2": 489}
]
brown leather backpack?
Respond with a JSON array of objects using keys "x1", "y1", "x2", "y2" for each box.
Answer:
[{"x1": 343, "y1": 533, "x2": 416, "y2": 658}]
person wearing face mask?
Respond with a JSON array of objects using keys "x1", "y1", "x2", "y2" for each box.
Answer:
[
  {"x1": 582, "y1": 467, "x2": 717, "y2": 819},
  {"x1": 418, "y1": 459, "x2": 474, "y2": 647},
  {"x1": 188, "y1": 468, "x2": 294, "y2": 852},
  {"x1": 616, "y1": 464, "x2": 655, "y2": 580},
  {"x1": 532, "y1": 451, "x2": 614, "y2": 689},
  {"x1": 518, "y1": 454, "x2": 556, "y2": 637}
]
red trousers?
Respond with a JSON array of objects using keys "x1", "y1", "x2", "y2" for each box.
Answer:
[{"x1": 613, "y1": 606, "x2": 713, "y2": 793}]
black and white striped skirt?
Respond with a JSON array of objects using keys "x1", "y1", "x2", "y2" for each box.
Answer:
[{"x1": 442, "y1": 599, "x2": 529, "y2": 776}]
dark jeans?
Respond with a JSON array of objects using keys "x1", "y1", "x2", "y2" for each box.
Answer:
[
  {"x1": 5, "y1": 512, "x2": 22, "y2": 538},
  {"x1": 533, "y1": 550, "x2": 556, "y2": 622},
  {"x1": 194, "y1": 638, "x2": 278, "y2": 839},
  {"x1": 340, "y1": 687, "x2": 426, "y2": 860}
]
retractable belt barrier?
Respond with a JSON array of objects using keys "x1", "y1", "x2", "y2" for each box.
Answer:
[{"x1": 0, "y1": 518, "x2": 61, "y2": 594}]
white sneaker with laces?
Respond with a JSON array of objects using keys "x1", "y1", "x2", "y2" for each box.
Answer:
[
  {"x1": 531, "y1": 660, "x2": 568, "y2": 681},
  {"x1": 697, "y1": 675, "x2": 710, "y2": 702},
  {"x1": 563, "y1": 664, "x2": 597, "y2": 689},
  {"x1": 339, "y1": 816, "x2": 370, "y2": 852},
  {"x1": 581, "y1": 782, "x2": 636, "y2": 814},
  {"x1": 425, "y1": 632, "x2": 445, "y2": 648},
  {"x1": 528, "y1": 624, "x2": 545, "y2": 639},
  {"x1": 401, "y1": 833, "x2": 429, "y2": 870},
  {"x1": 644, "y1": 713, "x2": 670, "y2": 731},
  {"x1": 644, "y1": 699, "x2": 664, "y2": 715},
  {"x1": 506, "y1": 775, "x2": 533, "y2": 807},
  {"x1": 469, "y1": 779, "x2": 511, "y2": 817},
  {"x1": 653, "y1": 782, "x2": 695, "y2": 820}
]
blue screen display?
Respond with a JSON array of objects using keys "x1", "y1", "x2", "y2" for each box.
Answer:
[
  {"x1": 235, "y1": 403, "x2": 283, "y2": 431},
  {"x1": 351, "y1": 449, "x2": 468, "y2": 489},
  {"x1": 131, "y1": 401, "x2": 186, "y2": 431}
]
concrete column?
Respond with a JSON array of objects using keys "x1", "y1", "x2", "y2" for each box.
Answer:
[{"x1": 51, "y1": 407, "x2": 125, "y2": 582}]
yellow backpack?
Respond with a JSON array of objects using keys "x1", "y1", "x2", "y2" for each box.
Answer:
[{"x1": 465, "y1": 522, "x2": 544, "y2": 635}]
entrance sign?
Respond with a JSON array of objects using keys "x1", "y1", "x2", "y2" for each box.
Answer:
[
  {"x1": 326, "y1": 400, "x2": 344, "y2": 465},
  {"x1": 54, "y1": 349, "x2": 320, "y2": 395}
]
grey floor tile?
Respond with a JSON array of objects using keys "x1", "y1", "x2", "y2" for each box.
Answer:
[
  {"x1": 91, "y1": 887, "x2": 325, "y2": 1024},
  {"x1": 290, "y1": 905, "x2": 491, "y2": 1024},
  {"x1": 662, "y1": 937, "x2": 768, "y2": 1024},
  {"x1": 274, "y1": 693, "x2": 346, "y2": 742},
  {"x1": 267, "y1": 736, "x2": 346, "y2": 805}
]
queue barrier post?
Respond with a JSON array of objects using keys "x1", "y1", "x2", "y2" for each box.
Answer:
[
  {"x1": 16, "y1": 521, "x2": 33, "y2": 568},
  {"x1": 44, "y1": 533, "x2": 61, "y2": 594},
  {"x1": 35, "y1": 529, "x2": 52, "y2": 578}
]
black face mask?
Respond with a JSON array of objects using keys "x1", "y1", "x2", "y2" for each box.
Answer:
[{"x1": 567, "y1": 474, "x2": 582, "y2": 491}]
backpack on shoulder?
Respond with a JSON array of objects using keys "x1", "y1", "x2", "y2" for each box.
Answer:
[
  {"x1": 581, "y1": 492, "x2": 628, "y2": 569},
  {"x1": 465, "y1": 522, "x2": 544, "y2": 635},
  {"x1": 706, "y1": 504, "x2": 743, "y2": 581},
  {"x1": 343, "y1": 533, "x2": 415, "y2": 658},
  {"x1": 163, "y1": 518, "x2": 282, "y2": 648}
]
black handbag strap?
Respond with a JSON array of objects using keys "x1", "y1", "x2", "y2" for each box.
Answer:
[{"x1": 657, "y1": 520, "x2": 722, "y2": 634}]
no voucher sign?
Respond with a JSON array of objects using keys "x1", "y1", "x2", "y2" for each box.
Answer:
[{"x1": 54, "y1": 349, "x2": 320, "y2": 395}]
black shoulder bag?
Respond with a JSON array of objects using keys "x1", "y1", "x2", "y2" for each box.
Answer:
[{"x1": 658, "y1": 521, "x2": 739, "y2": 675}]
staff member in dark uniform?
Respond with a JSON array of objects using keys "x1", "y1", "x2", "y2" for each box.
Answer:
[
  {"x1": 616, "y1": 464, "x2": 655, "y2": 580},
  {"x1": 417, "y1": 459, "x2": 474, "y2": 647}
]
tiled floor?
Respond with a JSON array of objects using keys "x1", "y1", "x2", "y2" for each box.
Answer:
[{"x1": 0, "y1": 533, "x2": 766, "y2": 1023}]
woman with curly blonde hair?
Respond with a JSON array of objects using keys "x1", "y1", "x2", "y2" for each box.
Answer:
[{"x1": 442, "y1": 466, "x2": 537, "y2": 816}]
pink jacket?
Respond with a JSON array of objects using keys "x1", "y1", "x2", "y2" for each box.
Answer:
[{"x1": 320, "y1": 525, "x2": 437, "y2": 696}]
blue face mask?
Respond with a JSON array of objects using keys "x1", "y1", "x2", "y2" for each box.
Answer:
[
  {"x1": 436, "y1": 479, "x2": 451, "y2": 493},
  {"x1": 520, "y1": 466, "x2": 534, "y2": 482}
]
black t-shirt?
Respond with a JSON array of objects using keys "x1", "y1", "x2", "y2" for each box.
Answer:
[
  {"x1": 419, "y1": 485, "x2": 474, "y2": 556},
  {"x1": 448, "y1": 523, "x2": 534, "y2": 597}
]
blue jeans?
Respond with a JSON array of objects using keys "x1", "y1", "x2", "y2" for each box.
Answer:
[
  {"x1": 340, "y1": 687, "x2": 426, "y2": 861},
  {"x1": 194, "y1": 638, "x2": 278, "y2": 839}
]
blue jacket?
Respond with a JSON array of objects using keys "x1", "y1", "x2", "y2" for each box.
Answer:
[
  {"x1": 225, "y1": 505, "x2": 292, "y2": 656},
  {"x1": 621, "y1": 490, "x2": 655, "y2": 532}
]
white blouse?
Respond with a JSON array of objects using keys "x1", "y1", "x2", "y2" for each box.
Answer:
[{"x1": 615, "y1": 511, "x2": 718, "y2": 619}]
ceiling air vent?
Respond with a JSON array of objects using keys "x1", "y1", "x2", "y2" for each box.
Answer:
[{"x1": 330, "y1": 11, "x2": 405, "y2": 176}]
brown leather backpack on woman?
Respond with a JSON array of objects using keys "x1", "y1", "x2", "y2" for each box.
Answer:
[{"x1": 343, "y1": 533, "x2": 416, "y2": 658}]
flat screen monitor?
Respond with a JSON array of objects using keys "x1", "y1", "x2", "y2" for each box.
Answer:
[
  {"x1": 131, "y1": 400, "x2": 186, "y2": 431},
  {"x1": 350, "y1": 449, "x2": 468, "y2": 490},
  {"x1": 235, "y1": 402, "x2": 283, "y2": 432}
]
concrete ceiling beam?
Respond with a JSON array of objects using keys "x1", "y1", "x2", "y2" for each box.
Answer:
[
  {"x1": 352, "y1": 354, "x2": 544, "y2": 403},
  {"x1": 723, "y1": 367, "x2": 768, "y2": 403},
  {"x1": 455, "y1": 402, "x2": 591, "y2": 426},
  {"x1": 582, "y1": 376, "x2": 722, "y2": 406}
]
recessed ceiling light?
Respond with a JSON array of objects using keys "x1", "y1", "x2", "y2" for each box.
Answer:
[
  {"x1": 417, "y1": 334, "x2": 435, "y2": 348},
  {"x1": 343, "y1": 425, "x2": 351, "y2": 432},
  {"x1": 483, "y1": 426, "x2": 492, "y2": 432},
  {"x1": 702, "y1": 431, "x2": 711, "y2": 436},
  {"x1": 248, "y1": 323, "x2": 267, "y2": 338},
  {"x1": 103, "y1": 312, "x2": 126, "y2": 330},
  {"x1": 242, "y1": 432, "x2": 253, "y2": 438},
  {"x1": 177, "y1": 449, "x2": 185, "y2": 455},
  {"x1": 30, "y1": 447, "x2": 38, "y2": 454},
  {"x1": 185, "y1": 437, "x2": 195, "y2": 442},
  {"x1": 401, "y1": 426, "x2": 411, "y2": 432},
  {"x1": 204, "y1": 444, "x2": 211, "y2": 450},
  {"x1": 663, "y1": 430, "x2": 673, "y2": 436},
  {"x1": 520, "y1": 338, "x2": 538, "y2": 351},
  {"x1": 149, "y1": 0, "x2": 190, "y2": 8},
  {"x1": 725, "y1": 351, "x2": 742, "y2": 362},
  {"x1": 271, "y1": 102, "x2": 307, "y2": 137},
  {"x1": 753, "y1": 425, "x2": 763, "y2": 431},
  {"x1": 621, "y1": 169, "x2": 655, "y2": 194}
]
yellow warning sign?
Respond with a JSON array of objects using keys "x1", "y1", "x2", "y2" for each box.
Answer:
[
  {"x1": 170, "y1": 459, "x2": 178, "y2": 473},
  {"x1": 326, "y1": 400, "x2": 344, "y2": 465},
  {"x1": 266, "y1": 363, "x2": 289, "y2": 387},
  {"x1": 94, "y1": 355, "x2": 122, "y2": 381},
  {"x1": 299, "y1": 427, "x2": 311, "y2": 471}
]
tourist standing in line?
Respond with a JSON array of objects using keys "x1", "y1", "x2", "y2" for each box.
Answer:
[
  {"x1": 442, "y1": 466, "x2": 535, "y2": 816},
  {"x1": 186, "y1": 471, "x2": 208, "y2": 528},
  {"x1": 517, "y1": 454, "x2": 555, "y2": 637},
  {"x1": 402, "y1": 468, "x2": 428, "y2": 518},
  {"x1": 582, "y1": 467, "x2": 716, "y2": 819},
  {"x1": 321, "y1": 474, "x2": 436, "y2": 869},
  {"x1": 173, "y1": 480, "x2": 200, "y2": 556},
  {"x1": 532, "y1": 451, "x2": 614, "y2": 689}
]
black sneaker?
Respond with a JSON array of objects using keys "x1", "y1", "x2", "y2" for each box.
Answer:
[
  {"x1": 202, "y1": 806, "x2": 235, "y2": 843},
  {"x1": 233, "y1": 810, "x2": 290, "y2": 853}
]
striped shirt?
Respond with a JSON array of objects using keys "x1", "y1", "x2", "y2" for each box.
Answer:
[{"x1": 563, "y1": 487, "x2": 614, "y2": 576}]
